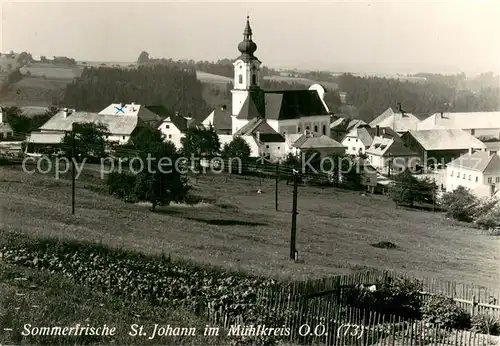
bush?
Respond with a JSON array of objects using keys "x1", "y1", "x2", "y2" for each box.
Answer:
[
  {"x1": 421, "y1": 295, "x2": 471, "y2": 329},
  {"x1": 475, "y1": 204, "x2": 500, "y2": 231},
  {"x1": 441, "y1": 187, "x2": 479, "y2": 222},
  {"x1": 471, "y1": 313, "x2": 500, "y2": 335}
]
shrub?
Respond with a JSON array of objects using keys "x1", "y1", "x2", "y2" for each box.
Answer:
[
  {"x1": 471, "y1": 313, "x2": 500, "y2": 335},
  {"x1": 421, "y1": 295, "x2": 471, "y2": 329},
  {"x1": 475, "y1": 204, "x2": 500, "y2": 231},
  {"x1": 441, "y1": 186, "x2": 479, "y2": 222}
]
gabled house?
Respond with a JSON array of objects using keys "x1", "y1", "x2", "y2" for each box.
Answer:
[
  {"x1": 401, "y1": 129, "x2": 487, "y2": 169},
  {"x1": 233, "y1": 117, "x2": 286, "y2": 162},
  {"x1": 0, "y1": 108, "x2": 14, "y2": 140},
  {"x1": 417, "y1": 111, "x2": 500, "y2": 141},
  {"x1": 341, "y1": 125, "x2": 400, "y2": 156},
  {"x1": 369, "y1": 107, "x2": 428, "y2": 135},
  {"x1": 366, "y1": 135, "x2": 420, "y2": 175},
  {"x1": 446, "y1": 150, "x2": 500, "y2": 198},
  {"x1": 291, "y1": 132, "x2": 346, "y2": 157},
  {"x1": 27, "y1": 103, "x2": 162, "y2": 154},
  {"x1": 201, "y1": 105, "x2": 232, "y2": 135},
  {"x1": 157, "y1": 113, "x2": 200, "y2": 150}
]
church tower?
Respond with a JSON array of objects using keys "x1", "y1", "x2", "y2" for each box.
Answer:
[{"x1": 231, "y1": 16, "x2": 262, "y2": 119}]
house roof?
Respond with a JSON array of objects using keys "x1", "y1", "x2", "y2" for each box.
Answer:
[
  {"x1": 162, "y1": 115, "x2": 200, "y2": 132},
  {"x1": 369, "y1": 107, "x2": 424, "y2": 133},
  {"x1": 447, "y1": 151, "x2": 500, "y2": 173},
  {"x1": 0, "y1": 122, "x2": 13, "y2": 132},
  {"x1": 99, "y1": 103, "x2": 161, "y2": 126},
  {"x1": 27, "y1": 131, "x2": 65, "y2": 144},
  {"x1": 201, "y1": 106, "x2": 232, "y2": 131},
  {"x1": 405, "y1": 129, "x2": 487, "y2": 151},
  {"x1": 418, "y1": 111, "x2": 500, "y2": 131},
  {"x1": 366, "y1": 135, "x2": 418, "y2": 157},
  {"x1": 344, "y1": 126, "x2": 401, "y2": 147},
  {"x1": 39, "y1": 110, "x2": 141, "y2": 135},
  {"x1": 292, "y1": 133, "x2": 345, "y2": 149},
  {"x1": 234, "y1": 118, "x2": 286, "y2": 143},
  {"x1": 330, "y1": 117, "x2": 346, "y2": 129},
  {"x1": 484, "y1": 141, "x2": 500, "y2": 151},
  {"x1": 235, "y1": 89, "x2": 330, "y2": 121}
]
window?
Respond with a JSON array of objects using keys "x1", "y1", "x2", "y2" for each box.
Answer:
[
  {"x1": 348, "y1": 138, "x2": 350, "y2": 141},
  {"x1": 476, "y1": 176, "x2": 478, "y2": 182},
  {"x1": 451, "y1": 171, "x2": 454, "y2": 176},
  {"x1": 251, "y1": 74, "x2": 256, "y2": 85},
  {"x1": 463, "y1": 174, "x2": 465, "y2": 179},
  {"x1": 488, "y1": 177, "x2": 492, "y2": 183},
  {"x1": 238, "y1": 74, "x2": 243, "y2": 84},
  {"x1": 457, "y1": 172, "x2": 460, "y2": 178},
  {"x1": 277, "y1": 146, "x2": 280, "y2": 150},
  {"x1": 352, "y1": 147, "x2": 355, "y2": 151},
  {"x1": 367, "y1": 178, "x2": 371, "y2": 183},
  {"x1": 314, "y1": 125, "x2": 318, "y2": 132},
  {"x1": 496, "y1": 177, "x2": 500, "y2": 183},
  {"x1": 168, "y1": 134, "x2": 172, "y2": 139},
  {"x1": 306, "y1": 126, "x2": 310, "y2": 131},
  {"x1": 355, "y1": 138, "x2": 358, "y2": 142},
  {"x1": 471, "y1": 129, "x2": 475, "y2": 136},
  {"x1": 122, "y1": 136, "x2": 125, "y2": 140},
  {"x1": 165, "y1": 124, "x2": 170, "y2": 129},
  {"x1": 298, "y1": 127, "x2": 301, "y2": 133},
  {"x1": 322, "y1": 125, "x2": 326, "y2": 135},
  {"x1": 469, "y1": 175, "x2": 471, "y2": 181},
  {"x1": 266, "y1": 145, "x2": 269, "y2": 149}
]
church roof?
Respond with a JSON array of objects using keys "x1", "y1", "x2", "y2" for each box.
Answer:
[{"x1": 235, "y1": 89, "x2": 329, "y2": 121}]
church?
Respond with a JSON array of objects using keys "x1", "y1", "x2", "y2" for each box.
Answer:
[{"x1": 202, "y1": 17, "x2": 345, "y2": 161}]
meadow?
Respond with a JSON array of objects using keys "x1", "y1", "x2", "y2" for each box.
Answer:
[{"x1": 1, "y1": 164, "x2": 499, "y2": 288}]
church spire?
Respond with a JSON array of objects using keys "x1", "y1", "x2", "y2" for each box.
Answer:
[{"x1": 237, "y1": 16, "x2": 258, "y2": 62}]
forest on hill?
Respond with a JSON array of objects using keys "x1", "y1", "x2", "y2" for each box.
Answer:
[{"x1": 61, "y1": 65, "x2": 211, "y2": 119}]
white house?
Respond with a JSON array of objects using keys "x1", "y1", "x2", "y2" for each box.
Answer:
[
  {"x1": 366, "y1": 135, "x2": 420, "y2": 174},
  {"x1": 369, "y1": 107, "x2": 428, "y2": 134},
  {"x1": 341, "y1": 125, "x2": 400, "y2": 156},
  {"x1": 446, "y1": 150, "x2": 500, "y2": 198},
  {"x1": 0, "y1": 108, "x2": 14, "y2": 139},
  {"x1": 157, "y1": 112, "x2": 200, "y2": 150},
  {"x1": 229, "y1": 17, "x2": 332, "y2": 139},
  {"x1": 27, "y1": 103, "x2": 162, "y2": 153},
  {"x1": 417, "y1": 111, "x2": 500, "y2": 141}
]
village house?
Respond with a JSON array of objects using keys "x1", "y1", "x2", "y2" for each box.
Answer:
[
  {"x1": 341, "y1": 125, "x2": 400, "y2": 156},
  {"x1": 417, "y1": 111, "x2": 500, "y2": 141},
  {"x1": 401, "y1": 129, "x2": 487, "y2": 169},
  {"x1": 369, "y1": 107, "x2": 428, "y2": 135},
  {"x1": 290, "y1": 132, "x2": 346, "y2": 157},
  {"x1": 366, "y1": 135, "x2": 420, "y2": 175},
  {"x1": 201, "y1": 105, "x2": 232, "y2": 135},
  {"x1": 0, "y1": 108, "x2": 14, "y2": 140},
  {"x1": 330, "y1": 117, "x2": 366, "y2": 142},
  {"x1": 27, "y1": 103, "x2": 162, "y2": 154},
  {"x1": 446, "y1": 149, "x2": 500, "y2": 198}
]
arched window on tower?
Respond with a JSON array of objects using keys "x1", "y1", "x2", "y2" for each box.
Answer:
[
  {"x1": 238, "y1": 74, "x2": 243, "y2": 84},
  {"x1": 322, "y1": 125, "x2": 326, "y2": 135},
  {"x1": 251, "y1": 74, "x2": 256, "y2": 85},
  {"x1": 314, "y1": 125, "x2": 318, "y2": 133}
]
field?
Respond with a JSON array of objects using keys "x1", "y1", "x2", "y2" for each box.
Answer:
[{"x1": 1, "y1": 164, "x2": 499, "y2": 289}]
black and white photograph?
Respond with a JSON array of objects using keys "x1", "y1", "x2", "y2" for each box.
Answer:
[{"x1": 0, "y1": 0, "x2": 499, "y2": 345}]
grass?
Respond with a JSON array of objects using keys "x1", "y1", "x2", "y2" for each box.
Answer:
[
  {"x1": 0, "y1": 263, "x2": 231, "y2": 345},
  {"x1": 1, "y1": 165, "x2": 499, "y2": 288},
  {"x1": 20, "y1": 63, "x2": 82, "y2": 79}
]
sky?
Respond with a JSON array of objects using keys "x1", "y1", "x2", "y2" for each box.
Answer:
[{"x1": 0, "y1": 0, "x2": 499, "y2": 76}]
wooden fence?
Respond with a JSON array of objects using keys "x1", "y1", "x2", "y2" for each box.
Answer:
[
  {"x1": 206, "y1": 298, "x2": 499, "y2": 346},
  {"x1": 203, "y1": 270, "x2": 500, "y2": 345}
]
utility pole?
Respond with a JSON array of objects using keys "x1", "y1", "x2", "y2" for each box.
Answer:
[
  {"x1": 71, "y1": 123, "x2": 76, "y2": 215},
  {"x1": 275, "y1": 162, "x2": 279, "y2": 211},
  {"x1": 290, "y1": 169, "x2": 298, "y2": 261},
  {"x1": 432, "y1": 177, "x2": 436, "y2": 213}
]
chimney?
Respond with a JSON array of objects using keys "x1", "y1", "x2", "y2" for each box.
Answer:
[
  {"x1": 376, "y1": 125, "x2": 380, "y2": 136},
  {"x1": 382, "y1": 128, "x2": 386, "y2": 135},
  {"x1": 0, "y1": 107, "x2": 3, "y2": 123},
  {"x1": 468, "y1": 147, "x2": 473, "y2": 155},
  {"x1": 63, "y1": 108, "x2": 68, "y2": 118},
  {"x1": 256, "y1": 131, "x2": 260, "y2": 142}
]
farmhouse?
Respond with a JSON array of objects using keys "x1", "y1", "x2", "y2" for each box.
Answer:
[
  {"x1": 369, "y1": 107, "x2": 428, "y2": 135},
  {"x1": 341, "y1": 125, "x2": 400, "y2": 156},
  {"x1": 27, "y1": 103, "x2": 162, "y2": 153},
  {"x1": 417, "y1": 111, "x2": 500, "y2": 141},
  {"x1": 366, "y1": 135, "x2": 420, "y2": 175},
  {"x1": 401, "y1": 129, "x2": 487, "y2": 168},
  {"x1": 446, "y1": 150, "x2": 500, "y2": 198},
  {"x1": 291, "y1": 132, "x2": 345, "y2": 157},
  {"x1": 0, "y1": 108, "x2": 14, "y2": 139}
]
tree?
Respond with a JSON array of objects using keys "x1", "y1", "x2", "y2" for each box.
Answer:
[
  {"x1": 107, "y1": 128, "x2": 190, "y2": 212},
  {"x1": 181, "y1": 125, "x2": 220, "y2": 171},
  {"x1": 389, "y1": 170, "x2": 436, "y2": 207},
  {"x1": 221, "y1": 136, "x2": 251, "y2": 174},
  {"x1": 440, "y1": 186, "x2": 479, "y2": 222},
  {"x1": 61, "y1": 122, "x2": 110, "y2": 161},
  {"x1": 16, "y1": 51, "x2": 33, "y2": 65},
  {"x1": 137, "y1": 51, "x2": 150, "y2": 64}
]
